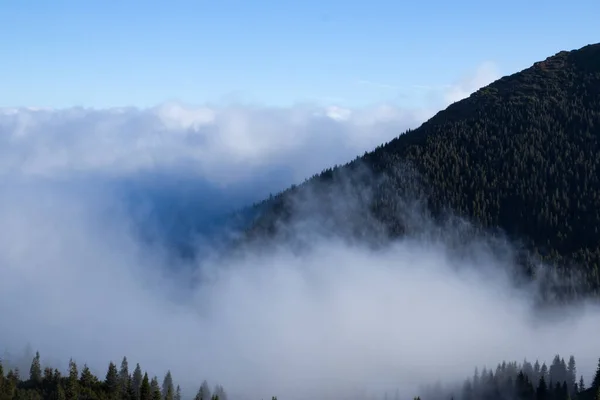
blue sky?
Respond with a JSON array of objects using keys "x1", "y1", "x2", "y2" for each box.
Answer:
[{"x1": 0, "y1": 0, "x2": 597, "y2": 109}]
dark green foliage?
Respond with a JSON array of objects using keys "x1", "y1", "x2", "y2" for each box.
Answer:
[
  {"x1": 2, "y1": 348, "x2": 600, "y2": 400},
  {"x1": 140, "y1": 373, "x2": 151, "y2": 400},
  {"x1": 0, "y1": 351, "x2": 213, "y2": 400},
  {"x1": 245, "y1": 42, "x2": 600, "y2": 299},
  {"x1": 64, "y1": 360, "x2": 78, "y2": 400},
  {"x1": 104, "y1": 362, "x2": 118, "y2": 399},
  {"x1": 132, "y1": 364, "x2": 143, "y2": 400},
  {"x1": 28, "y1": 353, "x2": 41, "y2": 386},
  {"x1": 593, "y1": 358, "x2": 600, "y2": 389},
  {"x1": 150, "y1": 377, "x2": 161, "y2": 400},
  {"x1": 118, "y1": 357, "x2": 129, "y2": 400}
]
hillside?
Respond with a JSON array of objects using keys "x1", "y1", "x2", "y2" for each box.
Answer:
[{"x1": 244, "y1": 43, "x2": 600, "y2": 297}]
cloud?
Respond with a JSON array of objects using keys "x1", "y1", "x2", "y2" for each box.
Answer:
[
  {"x1": 1, "y1": 167, "x2": 600, "y2": 400},
  {"x1": 0, "y1": 103, "x2": 427, "y2": 188},
  {"x1": 0, "y1": 60, "x2": 501, "y2": 190},
  {"x1": 0, "y1": 100, "x2": 447, "y2": 257}
]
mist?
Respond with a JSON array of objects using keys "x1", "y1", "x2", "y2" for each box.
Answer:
[
  {"x1": 1, "y1": 101, "x2": 599, "y2": 400},
  {"x1": 2, "y1": 164, "x2": 600, "y2": 400}
]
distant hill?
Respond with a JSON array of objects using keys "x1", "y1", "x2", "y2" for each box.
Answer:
[{"x1": 243, "y1": 43, "x2": 600, "y2": 298}]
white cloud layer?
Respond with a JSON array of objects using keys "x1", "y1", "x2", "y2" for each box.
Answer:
[
  {"x1": 0, "y1": 61, "x2": 500, "y2": 189},
  {"x1": 0, "y1": 103, "x2": 424, "y2": 187}
]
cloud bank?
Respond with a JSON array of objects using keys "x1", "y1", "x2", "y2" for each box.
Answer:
[
  {"x1": 0, "y1": 103, "x2": 426, "y2": 188},
  {"x1": 0, "y1": 101, "x2": 440, "y2": 255},
  {"x1": 0, "y1": 60, "x2": 501, "y2": 189},
  {"x1": 1, "y1": 167, "x2": 600, "y2": 400}
]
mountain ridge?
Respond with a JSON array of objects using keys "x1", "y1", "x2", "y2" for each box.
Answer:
[{"x1": 241, "y1": 42, "x2": 600, "y2": 298}]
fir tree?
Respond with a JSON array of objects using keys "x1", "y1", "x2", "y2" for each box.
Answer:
[
  {"x1": 132, "y1": 363, "x2": 143, "y2": 400},
  {"x1": 65, "y1": 359, "x2": 78, "y2": 400},
  {"x1": 195, "y1": 380, "x2": 211, "y2": 400},
  {"x1": 213, "y1": 384, "x2": 227, "y2": 400},
  {"x1": 119, "y1": 357, "x2": 130, "y2": 400},
  {"x1": 56, "y1": 383, "x2": 66, "y2": 400},
  {"x1": 140, "y1": 373, "x2": 151, "y2": 400},
  {"x1": 537, "y1": 376, "x2": 548, "y2": 400},
  {"x1": 0, "y1": 359, "x2": 4, "y2": 394},
  {"x1": 105, "y1": 361, "x2": 119, "y2": 398},
  {"x1": 162, "y1": 371, "x2": 174, "y2": 400},
  {"x1": 150, "y1": 376, "x2": 162, "y2": 400},
  {"x1": 593, "y1": 358, "x2": 600, "y2": 389},
  {"x1": 567, "y1": 356, "x2": 577, "y2": 393},
  {"x1": 29, "y1": 351, "x2": 42, "y2": 385}
]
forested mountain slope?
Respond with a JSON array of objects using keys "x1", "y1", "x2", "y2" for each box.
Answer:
[{"x1": 244, "y1": 43, "x2": 600, "y2": 295}]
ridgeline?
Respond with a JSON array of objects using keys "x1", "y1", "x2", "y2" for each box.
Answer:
[{"x1": 244, "y1": 43, "x2": 600, "y2": 298}]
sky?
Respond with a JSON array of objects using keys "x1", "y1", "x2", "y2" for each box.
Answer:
[{"x1": 0, "y1": 0, "x2": 598, "y2": 109}]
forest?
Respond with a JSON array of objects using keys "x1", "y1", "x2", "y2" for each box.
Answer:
[
  {"x1": 243, "y1": 43, "x2": 600, "y2": 300},
  {"x1": 2, "y1": 350, "x2": 600, "y2": 400},
  {"x1": 0, "y1": 351, "x2": 229, "y2": 400}
]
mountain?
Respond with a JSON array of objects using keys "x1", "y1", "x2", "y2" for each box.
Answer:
[{"x1": 243, "y1": 43, "x2": 600, "y2": 297}]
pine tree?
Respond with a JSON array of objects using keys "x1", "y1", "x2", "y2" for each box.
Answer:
[
  {"x1": 541, "y1": 363, "x2": 549, "y2": 385},
  {"x1": 594, "y1": 358, "x2": 600, "y2": 389},
  {"x1": 4, "y1": 370, "x2": 17, "y2": 400},
  {"x1": 175, "y1": 385, "x2": 182, "y2": 400},
  {"x1": 80, "y1": 364, "x2": 95, "y2": 388},
  {"x1": 140, "y1": 373, "x2": 151, "y2": 400},
  {"x1": 105, "y1": 361, "x2": 119, "y2": 399},
  {"x1": 127, "y1": 376, "x2": 137, "y2": 400},
  {"x1": 195, "y1": 380, "x2": 211, "y2": 400},
  {"x1": 567, "y1": 356, "x2": 577, "y2": 393},
  {"x1": 0, "y1": 359, "x2": 4, "y2": 394},
  {"x1": 150, "y1": 376, "x2": 162, "y2": 400},
  {"x1": 132, "y1": 364, "x2": 143, "y2": 400},
  {"x1": 56, "y1": 383, "x2": 66, "y2": 400},
  {"x1": 537, "y1": 376, "x2": 548, "y2": 400},
  {"x1": 29, "y1": 351, "x2": 42, "y2": 385},
  {"x1": 580, "y1": 375, "x2": 586, "y2": 392},
  {"x1": 213, "y1": 384, "x2": 226, "y2": 400},
  {"x1": 162, "y1": 371, "x2": 174, "y2": 400},
  {"x1": 119, "y1": 357, "x2": 130, "y2": 400},
  {"x1": 65, "y1": 359, "x2": 78, "y2": 400},
  {"x1": 534, "y1": 361, "x2": 541, "y2": 385}
]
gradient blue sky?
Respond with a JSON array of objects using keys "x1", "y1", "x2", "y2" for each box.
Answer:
[{"x1": 1, "y1": 0, "x2": 597, "y2": 109}]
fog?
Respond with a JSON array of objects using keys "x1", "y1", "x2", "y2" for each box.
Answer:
[
  {"x1": 1, "y1": 99, "x2": 600, "y2": 400},
  {"x1": 1, "y1": 167, "x2": 600, "y2": 400}
]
